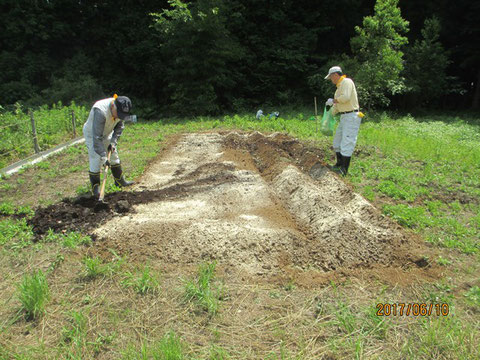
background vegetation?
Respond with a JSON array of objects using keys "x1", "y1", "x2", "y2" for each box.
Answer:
[{"x1": 0, "y1": 0, "x2": 478, "y2": 116}]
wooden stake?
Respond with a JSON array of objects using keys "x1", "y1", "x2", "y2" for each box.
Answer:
[
  {"x1": 29, "y1": 110, "x2": 40, "y2": 153},
  {"x1": 314, "y1": 97, "x2": 318, "y2": 133},
  {"x1": 71, "y1": 110, "x2": 76, "y2": 138}
]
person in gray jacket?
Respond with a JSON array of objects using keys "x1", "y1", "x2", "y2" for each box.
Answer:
[{"x1": 83, "y1": 95, "x2": 135, "y2": 198}]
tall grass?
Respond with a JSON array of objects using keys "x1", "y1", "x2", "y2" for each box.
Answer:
[
  {"x1": 184, "y1": 261, "x2": 224, "y2": 314},
  {"x1": 0, "y1": 102, "x2": 88, "y2": 168},
  {"x1": 17, "y1": 270, "x2": 50, "y2": 320},
  {"x1": 122, "y1": 331, "x2": 185, "y2": 360},
  {"x1": 122, "y1": 265, "x2": 160, "y2": 294}
]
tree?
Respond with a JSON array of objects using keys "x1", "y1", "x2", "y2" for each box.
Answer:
[
  {"x1": 350, "y1": 0, "x2": 409, "y2": 109},
  {"x1": 151, "y1": 0, "x2": 246, "y2": 115},
  {"x1": 403, "y1": 16, "x2": 449, "y2": 107}
]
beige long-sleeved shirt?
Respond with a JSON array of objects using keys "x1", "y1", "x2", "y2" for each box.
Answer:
[{"x1": 332, "y1": 76, "x2": 359, "y2": 115}]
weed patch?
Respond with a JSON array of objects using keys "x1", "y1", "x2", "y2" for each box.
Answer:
[
  {"x1": 184, "y1": 261, "x2": 225, "y2": 315},
  {"x1": 82, "y1": 256, "x2": 111, "y2": 279},
  {"x1": 122, "y1": 265, "x2": 160, "y2": 294},
  {"x1": 17, "y1": 270, "x2": 50, "y2": 320},
  {"x1": 122, "y1": 331, "x2": 185, "y2": 360},
  {"x1": 0, "y1": 218, "x2": 33, "y2": 249},
  {"x1": 42, "y1": 229, "x2": 92, "y2": 248}
]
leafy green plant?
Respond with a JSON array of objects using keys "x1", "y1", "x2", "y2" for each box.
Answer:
[
  {"x1": 0, "y1": 202, "x2": 34, "y2": 217},
  {"x1": 61, "y1": 310, "x2": 90, "y2": 358},
  {"x1": 350, "y1": 0, "x2": 409, "y2": 108},
  {"x1": 436, "y1": 256, "x2": 452, "y2": 266},
  {"x1": 0, "y1": 218, "x2": 33, "y2": 247},
  {"x1": 283, "y1": 280, "x2": 296, "y2": 292},
  {"x1": 47, "y1": 253, "x2": 65, "y2": 273},
  {"x1": 0, "y1": 103, "x2": 88, "y2": 167},
  {"x1": 332, "y1": 300, "x2": 357, "y2": 334},
  {"x1": 17, "y1": 270, "x2": 50, "y2": 320},
  {"x1": 382, "y1": 204, "x2": 430, "y2": 229},
  {"x1": 0, "y1": 202, "x2": 15, "y2": 215},
  {"x1": 464, "y1": 286, "x2": 480, "y2": 307},
  {"x1": 62, "y1": 310, "x2": 87, "y2": 346},
  {"x1": 403, "y1": 317, "x2": 478, "y2": 359},
  {"x1": 209, "y1": 345, "x2": 231, "y2": 360}
]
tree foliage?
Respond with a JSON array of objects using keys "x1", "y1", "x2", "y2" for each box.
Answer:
[
  {"x1": 151, "y1": 0, "x2": 245, "y2": 114},
  {"x1": 0, "y1": 0, "x2": 476, "y2": 113},
  {"x1": 404, "y1": 17, "x2": 449, "y2": 107},
  {"x1": 350, "y1": 0, "x2": 409, "y2": 109}
]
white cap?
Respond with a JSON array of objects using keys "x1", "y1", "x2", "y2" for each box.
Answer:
[{"x1": 324, "y1": 66, "x2": 342, "y2": 79}]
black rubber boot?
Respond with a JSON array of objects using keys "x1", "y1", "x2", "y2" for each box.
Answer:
[
  {"x1": 334, "y1": 152, "x2": 342, "y2": 167},
  {"x1": 340, "y1": 156, "x2": 351, "y2": 176},
  {"x1": 110, "y1": 164, "x2": 135, "y2": 187},
  {"x1": 89, "y1": 172, "x2": 101, "y2": 199}
]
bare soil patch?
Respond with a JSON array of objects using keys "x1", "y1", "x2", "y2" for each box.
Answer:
[{"x1": 27, "y1": 131, "x2": 436, "y2": 284}]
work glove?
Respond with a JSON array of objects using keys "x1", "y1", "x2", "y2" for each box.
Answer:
[
  {"x1": 101, "y1": 156, "x2": 110, "y2": 168},
  {"x1": 108, "y1": 143, "x2": 116, "y2": 153},
  {"x1": 325, "y1": 98, "x2": 334, "y2": 107}
]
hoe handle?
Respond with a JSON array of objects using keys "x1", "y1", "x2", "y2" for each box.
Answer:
[{"x1": 98, "y1": 149, "x2": 112, "y2": 202}]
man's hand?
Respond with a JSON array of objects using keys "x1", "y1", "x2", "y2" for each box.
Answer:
[
  {"x1": 108, "y1": 143, "x2": 116, "y2": 153},
  {"x1": 325, "y1": 98, "x2": 334, "y2": 107},
  {"x1": 101, "y1": 156, "x2": 110, "y2": 168}
]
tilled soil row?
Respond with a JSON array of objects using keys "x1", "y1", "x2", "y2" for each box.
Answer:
[
  {"x1": 28, "y1": 171, "x2": 238, "y2": 237},
  {"x1": 224, "y1": 132, "x2": 422, "y2": 271},
  {"x1": 26, "y1": 131, "x2": 428, "y2": 276}
]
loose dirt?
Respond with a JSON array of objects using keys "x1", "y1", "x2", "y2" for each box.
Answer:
[{"x1": 28, "y1": 131, "x2": 434, "y2": 283}]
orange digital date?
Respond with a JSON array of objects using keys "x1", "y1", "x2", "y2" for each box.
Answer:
[{"x1": 376, "y1": 303, "x2": 449, "y2": 316}]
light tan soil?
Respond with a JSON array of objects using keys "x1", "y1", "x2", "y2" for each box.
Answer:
[{"x1": 92, "y1": 131, "x2": 432, "y2": 283}]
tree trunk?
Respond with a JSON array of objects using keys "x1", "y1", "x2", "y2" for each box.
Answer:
[{"x1": 473, "y1": 67, "x2": 480, "y2": 109}]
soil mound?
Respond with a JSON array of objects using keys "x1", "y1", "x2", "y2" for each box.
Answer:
[{"x1": 28, "y1": 131, "x2": 426, "y2": 276}]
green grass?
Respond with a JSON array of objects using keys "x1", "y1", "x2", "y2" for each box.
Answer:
[
  {"x1": 208, "y1": 345, "x2": 232, "y2": 360},
  {"x1": 464, "y1": 286, "x2": 480, "y2": 307},
  {"x1": 184, "y1": 261, "x2": 225, "y2": 315},
  {"x1": 0, "y1": 218, "x2": 33, "y2": 250},
  {"x1": 0, "y1": 202, "x2": 34, "y2": 217},
  {"x1": 122, "y1": 265, "x2": 160, "y2": 295},
  {"x1": 0, "y1": 102, "x2": 88, "y2": 168},
  {"x1": 62, "y1": 310, "x2": 88, "y2": 349},
  {"x1": 82, "y1": 256, "x2": 111, "y2": 279},
  {"x1": 122, "y1": 331, "x2": 185, "y2": 360},
  {"x1": 402, "y1": 316, "x2": 477, "y2": 359},
  {"x1": 42, "y1": 229, "x2": 92, "y2": 248},
  {"x1": 17, "y1": 270, "x2": 50, "y2": 320}
]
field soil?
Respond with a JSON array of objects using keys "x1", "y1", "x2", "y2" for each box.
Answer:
[{"x1": 29, "y1": 131, "x2": 435, "y2": 286}]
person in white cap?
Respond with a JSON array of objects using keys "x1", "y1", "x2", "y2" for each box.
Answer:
[
  {"x1": 83, "y1": 94, "x2": 135, "y2": 199},
  {"x1": 324, "y1": 66, "x2": 363, "y2": 176}
]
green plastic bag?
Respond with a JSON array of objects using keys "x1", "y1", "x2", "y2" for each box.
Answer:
[{"x1": 320, "y1": 106, "x2": 336, "y2": 136}]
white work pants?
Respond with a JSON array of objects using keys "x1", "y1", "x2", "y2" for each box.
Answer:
[
  {"x1": 332, "y1": 112, "x2": 361, "y2": 157},
  {"x1": 83, "y1": 124, "x2": 120, "y2": 173}
]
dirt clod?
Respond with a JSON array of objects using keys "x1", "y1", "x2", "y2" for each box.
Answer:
[{"x1": 115, "y1": 200, "x2": 131, "y2": 213}]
